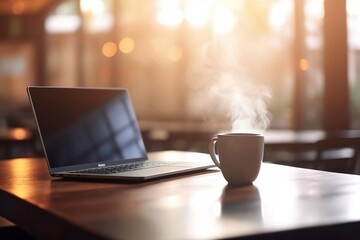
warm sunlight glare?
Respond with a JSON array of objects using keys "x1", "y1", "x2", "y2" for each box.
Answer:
[
  {"x1": 212, "y1": 5, "x2": 236, "y2": 34},
  {"x1": 102, "y1": 42, "x2": 117, "y2": 57},
  {"x1": 269, "y1": 0, "x2": 291, "y2": 30},
  {"x1": 156, "y1": 4, "x2": 183, "y2": 28},
  {"x1": 9, "y1": 159, "x2": 34, "y2": 198},
  {"x1": 304, "y1": 0, "x2": 324, "y2": 20},
  {"x1": 155, "y1": 0, "x2": 238, "y2": 33},
  {"x1": 347, "y1": 0, "x2": 360, "y2": 16},
  {"x1": 119, "y1": 37, "x2": 135, "y2": 54},
  {"x1": 184, "y1": 0, "x2": 211, "y2": 28},
  {"x1": 80, "y1": 0, "x2": 105, "y2": 15}
]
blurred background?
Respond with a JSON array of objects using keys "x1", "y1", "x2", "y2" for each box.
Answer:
[{"x1": 0, "y1": 0, "x2": 359, "y2": 157}]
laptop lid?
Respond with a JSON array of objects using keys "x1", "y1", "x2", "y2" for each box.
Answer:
[{"x1": 28, "y1": 87, "x2": 149, "y2": 174}]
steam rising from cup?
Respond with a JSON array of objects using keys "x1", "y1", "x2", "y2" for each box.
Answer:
[{"x1": 189, "y1": 37, "x2": 272, "y2": 134}]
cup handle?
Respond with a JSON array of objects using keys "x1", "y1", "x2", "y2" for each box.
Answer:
[{"x1": 209, "y1": 137, "x2": 221, "y2": 168}]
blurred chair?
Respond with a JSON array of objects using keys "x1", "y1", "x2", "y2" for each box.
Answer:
[
  {"x1": 0, "y1": 128, "x2": 43, "y2": 160},
  {"x1": 263, "y1": 145, "x2": 317, "y2": 169},
  {"x1": 264, "y1": 134, "x2": 360, "y2": 175},
  {"x1": 142, "y1": 129, "x2": 213, "y2": 153},
  {"x1": 313, "y1": 137, "x2": 360, "y2": 174}
]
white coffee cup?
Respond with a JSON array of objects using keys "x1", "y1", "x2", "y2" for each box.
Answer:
[{"x1": 209, "y1": 133, "x2": 264, "y2": 186}]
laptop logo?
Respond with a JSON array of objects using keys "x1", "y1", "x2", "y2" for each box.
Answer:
[{"x1": 98, "y1": 163, "x2": 106, "y2": 167}]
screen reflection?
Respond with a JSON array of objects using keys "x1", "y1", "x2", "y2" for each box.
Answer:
[{"x1": 33, "y1": 88, "x2": 147, "y2": 168}]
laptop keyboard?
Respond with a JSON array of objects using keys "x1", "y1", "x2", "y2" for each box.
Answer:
[{"x1": 71, "y1": 161, "x2": 170, "y2": 175}]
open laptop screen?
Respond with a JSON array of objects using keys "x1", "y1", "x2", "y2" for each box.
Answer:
[{"x1": 28, "y1": 87, "x2": 147, "y2": 169}]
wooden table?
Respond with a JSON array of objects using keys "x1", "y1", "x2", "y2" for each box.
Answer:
[{"x1": 1, "y1": 151, "x2": 360, "y2": 239}]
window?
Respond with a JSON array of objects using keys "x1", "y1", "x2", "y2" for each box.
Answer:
[
  {"x1": 45, "y1": 0, "x2": 296, "y2": 132},
  {"x1": 45, "y1": 0, "x2": 79, "y2": 86},
  {"x1": 348, "y1": 0, "x2": 360, "y2": 128},
  {"x1": 47, "y1": 0, "x2": 351, "y2": 131},
  {"x1": 297, "y1": 0, "x2": 324, "y2": 129}
]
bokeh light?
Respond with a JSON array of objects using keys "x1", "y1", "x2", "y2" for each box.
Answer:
[
  {"x1": 102, "y1": 41, "x2": 117, "y2": 57},
  {"x1": 299, "y1": 58, "x2": 309, "y2": 71},
  {"x1": 119, "y1": 37, "x2": 135, "y2": 54},
  {"x1": 12, "y1": 1, "x2": 25, "y2": 15}
]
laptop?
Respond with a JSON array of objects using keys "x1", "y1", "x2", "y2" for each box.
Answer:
[{"x1": 27, "y1": 86, "x2": 214, "y2": 181}]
